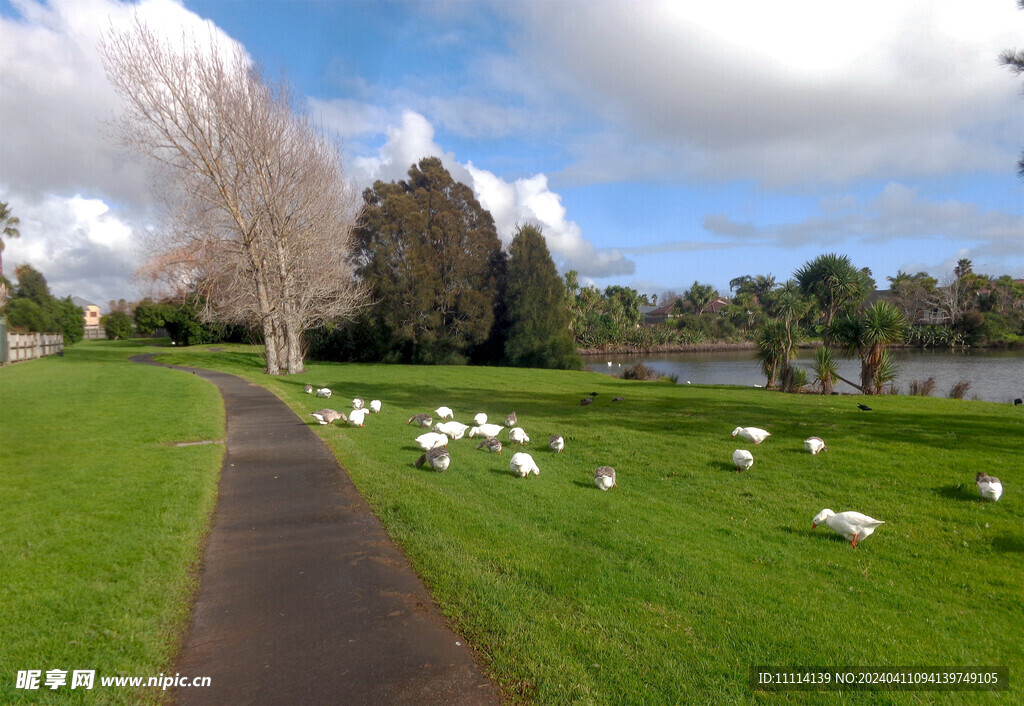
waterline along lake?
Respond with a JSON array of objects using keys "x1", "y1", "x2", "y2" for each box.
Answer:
[{"x1": 586, "y1": 348, "x2": 1024, "y2": 403}]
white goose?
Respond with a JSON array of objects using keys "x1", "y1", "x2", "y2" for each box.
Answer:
[
  {"x1": 304, "y1": 384, "x2": 313, "y2": 394},
  {"x1": 469, "y1": 423, "x2": 504, "y2": 438},
  {"x1": 812, "y1": 509, "x2": 885, "y2": 548},
  {"x1": 434, "y1": 421, "x2": 469, "y2": 440},
  {"x1": 435, "y1": 406, "x2": 454, "y2": 420},
  {"x1": 415, "y1": 432, "x2": 449, "y2": 451},
  {"x1": 473, "y1": 412, "x2": 488, "y2": 426},
  {"x1": 415, "y1": 446, "x2": 451, "y2": 472},
  {"x1": 315, "y1": 387, "x2": 332, "y2": 398},
  {"x1": 732, "y1": 449, "x2": 754, "y2": 472},
  {"x1": 508, "y1": 427, "x2": 530, "y2": 445},
  {"x1": 310, "y1": 409, "x2": 346, "y2": 425},
  {"x1": 510, "y1": 452, "x2": 539, "y2": 478},
  {"x1": 549, "y1": 435, "x2": 564, "y2": 453},
  {"x1": 804, "y1": 437, "x2": 827, "y2": 455},
  {"x1": 369, "y1": 399, "x2": 382, "y2": 413},
  {"x1": 732, "y1": 426, "x2": 770, "y2": 444},
  {"x1": 348, "y1": 408, "x2": 368, "y2": 427},
  {"x1": 594, "y1": 466, "x2": 616, "y2": 490},
  {"x1": 352, "y1": 398, "x2": 365, "y2": 410},
  {"x1": 976, "y1": 472, "x2": 1003, "y2": 501}
]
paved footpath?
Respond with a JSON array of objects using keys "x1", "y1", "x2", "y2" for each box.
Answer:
[{"x1": 133, "y1": 356, "x2": 500, "y2": 706}]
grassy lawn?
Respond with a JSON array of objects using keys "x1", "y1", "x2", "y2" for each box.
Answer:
[
  {"x1": 0, "y1": 341, "x2": 223, "y2": 704},
  {"x1": 156, "y1": 343, "x2": 1023, "y2": 704}
]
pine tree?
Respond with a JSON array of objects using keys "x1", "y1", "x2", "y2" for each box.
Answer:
[{"x1": 501, "y1": 224, "x2": 581, "y2": 370}]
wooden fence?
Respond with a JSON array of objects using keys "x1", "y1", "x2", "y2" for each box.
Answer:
[{"x1": 5, "y1": 332, "x2": 64, "y2": 363}]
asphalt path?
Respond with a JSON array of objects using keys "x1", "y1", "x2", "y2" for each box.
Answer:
[{"x1": 132, "y1": 355, "x2": 500, "y2": 705}]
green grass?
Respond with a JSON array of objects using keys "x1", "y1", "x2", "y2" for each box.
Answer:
[
  {"x1": 0, "y1": 340, "x2": 224, "y2": 704},
  {"x1": 155, "y1": 343, "x2": 1023, "y2": 704}
]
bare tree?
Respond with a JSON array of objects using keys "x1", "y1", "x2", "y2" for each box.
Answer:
[{"x1": 102, "y1": 19, "x2": 364, "y2": 373}]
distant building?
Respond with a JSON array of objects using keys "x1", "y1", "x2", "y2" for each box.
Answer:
[
  {"x1": 642, "y1": 296, "x2": 731, "y2": 326},
  {"x1": 72, "y1": 296, "x2": 104, "y2": 339}
]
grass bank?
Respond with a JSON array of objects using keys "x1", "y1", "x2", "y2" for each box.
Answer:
[
  {"x1": 158, "y1": 343, "x2": 1022, "y2": 704},
  {"x1": 0, "y1": 341, "x2": 223, "y2": 704}
]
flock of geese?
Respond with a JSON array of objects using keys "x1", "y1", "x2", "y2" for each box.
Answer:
[{"x1": 305, "y1": 384, "x2": 1005, "y2": 547}]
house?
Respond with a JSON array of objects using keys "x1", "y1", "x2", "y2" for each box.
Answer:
[
  {"x1": 642, "y1": 296, "x2": 731, "y2": 326},
  {"x1": 72, "y1": 296, "x2": 104, "y2": 339}
]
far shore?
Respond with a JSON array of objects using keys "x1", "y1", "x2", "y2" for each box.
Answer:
[{"x1": 577, "y1": 340, "x2": 1022, "y2": 356}]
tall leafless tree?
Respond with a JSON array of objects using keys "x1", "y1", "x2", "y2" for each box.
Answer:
[{"x1": 102, "y1": 19, "x2": 364, "y2": 373}]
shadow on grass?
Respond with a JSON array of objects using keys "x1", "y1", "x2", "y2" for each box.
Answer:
[
  {"x1": 992, "y1": 535, "x2": 1024, "y2": 553},
  {"x1": 934, "y1": 484, "x2": 978, "y2": 502}
]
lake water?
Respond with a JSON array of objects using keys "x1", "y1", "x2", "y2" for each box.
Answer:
[{"x1": 585, "y1": 348, "x2": 1024, "y2": 403}]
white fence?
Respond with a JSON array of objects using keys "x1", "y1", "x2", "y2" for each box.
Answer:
[{"x1": 5, "y1": 332, "x2": 64, "y2": 363}]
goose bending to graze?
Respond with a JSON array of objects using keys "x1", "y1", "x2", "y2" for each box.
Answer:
[
  {"x1": 549, "y1": 435, "x2": 564, "y2": 453},
  {"x1": 508, "y1": 427, "x2": 530, "y2": 445},
  {"x1": 473, "y1": 412, "x2": 488, "y2": 426},
  {"x1": 731, "y1": 426, "x2": 770, "y2": 444},
  {"x1": 505, "y1": 411, "x2": 517, "y2": 427},
  {"x1": 310, "y1": 409, "x2": 346, "y2": 425},
  {"x1": 415, "y1": 446, "x2": 451, "y2": 472},
  {"x1": 435, "y1": 406, "x2": 454, "y2": 420},
  {"x1": 732, "y1": 449, "x2": 754, "y2": 472},
  {"x1": 580, "y1": 397, "x2": 593, "y2": 406},
  {"x1": 352, "y1": 398, "x2": 364, "y2": 410},
  {"x1": 415, "y1": 432, "x2": 449, "y2": 451},
  {"x1": 976, "y1": 472, "x2": 1003, "y2": 501},
  {"x1": 434, "y1": 421, "x2": 469, "y2": 440},
  {"x1": 812, "y1": 509, "x2": 885, "y2": 548},
  {"x1": 510, "y1": 452, "x2": 539, "y2": 477},
  {"x1": 594, "y1": 466, "x2": 616, "y2": 490},
  {"x1": 369, "y1": 399, "x2": 382, "y2": 413},
  {"x1": 469, "y1": 423, "x2": 504, "y2": 438},
  {"x1": 315, "y1": 387, "x2": 332, "y2": 398},
  {"x1": 348, "y1": 408, "x2": 368, "y2": 427},
  {"x1": 304, "y1": 384, "x2": 313, "y2": 394},
  {"x1": 408, "y1": 413, "x2": 433, "y2": 427},
  {"x1": 804, "y1": 437, "x2": 827, "y2": 455},
  {"x1": 476, "y1": 437, "x2": 502, "y2": 455}
]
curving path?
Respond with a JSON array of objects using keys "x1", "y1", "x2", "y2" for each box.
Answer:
[{"x1": 132, "y1": 355, "x2": 499, "y2": 705}]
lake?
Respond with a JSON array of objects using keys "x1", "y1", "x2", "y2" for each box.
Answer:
[{"x1": 585, "y1": 348, "x2": 1024, "y2": 403}]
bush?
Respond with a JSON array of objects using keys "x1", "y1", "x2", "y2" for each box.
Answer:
[
  {"x1": 908, "y1": 377, "x2": 936, "y2": 396},
  {"x1": 622, "y1": 362, "x2": 657, "y2": 380},
  {"x1": 948, "y1": 380, "x2": 971, "y2": 400},
  {"x1": 101, "y1": 310, "x2": 134, "y2": 340}
]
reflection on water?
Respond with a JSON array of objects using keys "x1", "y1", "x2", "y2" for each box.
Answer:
[{"x1": 586, "y1": 348, "x2": 1024, "y2": 403}]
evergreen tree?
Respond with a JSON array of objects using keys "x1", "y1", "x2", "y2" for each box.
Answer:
[
  {"x1": 502, "y1": 224, "x2": 581, "y2": 370},
  {"x1": 353, "y1": 157, "x2": 504, "y2": 364}
]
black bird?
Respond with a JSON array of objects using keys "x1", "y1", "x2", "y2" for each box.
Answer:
[
  {"x1": 580, "y1": 397, "x2": 594, "y2": 406},
  {"x1": 857, "y1": 403, "x2": 873, "y2": 411},
  {"x1": 1015, "y1": 398, "x2": 1022, "y2": 406},
  {"x1": 589, "y1": 391, "x2": 599, "y2": 396}
]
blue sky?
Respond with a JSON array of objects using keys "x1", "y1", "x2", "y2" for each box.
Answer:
[{"x1": 1, "y1": 0, "x2": 1022, "y2": 307}]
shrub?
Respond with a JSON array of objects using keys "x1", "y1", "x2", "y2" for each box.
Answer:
[
  {"x1": 101, "y1": 310, "x2": 134, "y2": 340},
  {"x1": 622, "y1": 362, "x2": 657, "y2": 380},
  {"x1": 908, "y1": 377, "x2": 936, "y2": 396},
  {"x1": 948, "y1": 380, "x2": 971, "y2": 400}
]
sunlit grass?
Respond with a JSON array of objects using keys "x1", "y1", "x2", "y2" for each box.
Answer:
[
  {"x1": 158, "y1": 342, "x2": 1023, "y2": 704},
  {"x1": 0, "y1": 341, "x2": 223, "y2": 704}
]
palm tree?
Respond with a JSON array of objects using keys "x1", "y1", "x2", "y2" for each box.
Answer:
[
  {"x1": 794, "y1": 253, "x2": 871, "y2": 342},
  {"x1": 685, "y1": 281, "x2": 716, "y2": 315},
  {"x1": 811, "y1": 345, "x2": 839, "y2": 395},
  {"x1": 831, "y1": 301, "x2": 908, "y2": 394},
  {"x1": 754, "y1": 320, "x2": 791, "y2": 388},
  {"x1": 0, "y1": 200, "x2": 21, "y2": 280}
]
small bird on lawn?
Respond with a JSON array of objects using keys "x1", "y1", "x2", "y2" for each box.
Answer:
[
  {"x1": 510, "y1": 452, "x2": 539, "y2": 477},
  {"x1": 508, "y1": 427, "x2": 530, "y2": 445},
  {"x1": 1014, "y1": 398, "x2": 1022, "y2": 406},
  {"x1": 315, "y1": 387, "x2": 332, "y2": 398},
  {"x1": 804, "y1": 437, "x2": 827, "y2": 455},
  {"x1": 731, "y1": 427, "x2": 771, "y2": 444},
  {"x1": 505, "y1": 411, "x2": 518, "y2": 427},
  {"x1": 415, "y1": 446, "x2": 450, "y2": 472},
  {"x1": 408, "y1": 413, "x2": 433, "y2": 427},
  {"x1": 975, "y1": 472, "x2": 1003, "y2": 501},
  {"x1": 613, "y1": 396, "x2": 625, "y2": 402},
  {"x1": 732, "y1": 449, "x2": 754, "y2": 472},
  {"x1": 310, "y1": 409, "x2": 345, "y2": 425},
  {"x1": 476, "y1": 437, "x2": 502, "y2": 454},
  {"x1": 857, "y1": 403, "x2": 873, "y2": 411},
  {"x1": 549, "y1": 435, "x2": 564, "y2": 453},
  {"x1": 594, "y1": 466, "x2": 617, "y2": 490},
  {"x1": 369, "y1": 399, "x2": 382, "y2": 413},
  {"x1": 589, "y1": 392, "x2": 599, "y2": 397},
  {"x1": 304, "y1": 384, "x2": 313, "y2": 394},
  {"x1": 580, "y1": 397, "x2": 593, "y2": 406},
  {"x1": 812, "y1": 509, "x2": 885, "y2": 548}
]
